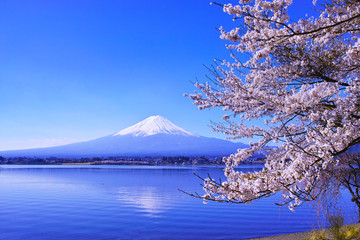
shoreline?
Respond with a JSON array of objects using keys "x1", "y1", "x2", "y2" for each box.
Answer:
[
  {"x1": 250, "y1": 230, "x2": 314, "y2": 240},
  {"x1": 250, "y1": 224, "x2": 360, "y2": 240},
  {"x1": 0, "y1": 162, "x2": 265, "y2": 166},
  {"x1": 0, "y1": 155, "x2": 265, "y2": 165}
]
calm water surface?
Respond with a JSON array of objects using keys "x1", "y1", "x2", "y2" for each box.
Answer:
[{"x1": 0, "y1": 165, "x2": 356, "y2": 240}]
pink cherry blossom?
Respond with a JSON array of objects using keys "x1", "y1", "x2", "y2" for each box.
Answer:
[{"x1": 188, "y1": 0, "x2": 360, "y2": 216}]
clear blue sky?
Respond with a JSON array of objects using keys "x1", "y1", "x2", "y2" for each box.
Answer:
[{"x1": 0, "y1": 0, "x2": 314, "y2": 150}]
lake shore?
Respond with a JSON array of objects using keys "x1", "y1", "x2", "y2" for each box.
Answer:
[
  {"x1": 250, "y1": 224, "x2": 360, "y2": 240},
  {"x1": 0, "y1": 155, "x2": 265, "y2": 165},
  {"x1": 250, "y1": 230, "x2": 314, "y2": 240}
]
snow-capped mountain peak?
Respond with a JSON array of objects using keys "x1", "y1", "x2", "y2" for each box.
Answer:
[{"x1": 113, "y1": 115, "x2": 199, "y2": 137}]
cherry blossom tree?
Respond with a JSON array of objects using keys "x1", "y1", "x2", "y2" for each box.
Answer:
[{"x1": 187, "y1": 0, "x2": 360, "y2": 218}]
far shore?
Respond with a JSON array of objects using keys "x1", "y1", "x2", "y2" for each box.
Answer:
[
  {"x1": 0, "y1": 155, "x2": 266, "y2": 165},
  {"x1": 0, "y1": 162, "x2": 265, "y2": 166}
]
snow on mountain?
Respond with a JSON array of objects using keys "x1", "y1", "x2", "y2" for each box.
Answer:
[{"x1": 114, "y1": 115, "x2": 198, "y2": 137}]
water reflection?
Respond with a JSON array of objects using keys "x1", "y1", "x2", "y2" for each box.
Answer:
[{"x1": 117, "y1": 187, "x2": 175, "y2": 217}]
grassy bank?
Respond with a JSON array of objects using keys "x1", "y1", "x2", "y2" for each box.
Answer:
[{"x1": 250, "y1": 224, "x2": 360, "y2": 240}]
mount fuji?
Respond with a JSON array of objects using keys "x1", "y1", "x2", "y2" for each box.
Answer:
[{"x1": 0, "y1": 115, "x2": 247, "y2": 157}]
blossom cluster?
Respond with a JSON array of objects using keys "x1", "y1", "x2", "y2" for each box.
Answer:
[{"x1": 188, "y1": 0, "x2": 360, "y2": 210}]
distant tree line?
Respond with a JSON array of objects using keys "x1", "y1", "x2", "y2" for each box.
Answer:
[{"x1": 0, "y1": 155, "x2": 266, "y2": 165}]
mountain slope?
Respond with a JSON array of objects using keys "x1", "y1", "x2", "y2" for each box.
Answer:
[{"x1": 0, "y1": 116, "x2": 247, "y2": 157}]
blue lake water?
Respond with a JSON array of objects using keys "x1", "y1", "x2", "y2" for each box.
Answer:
[{"x1": 0, "y1": 165, "x2": 356, "y2": 240}]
